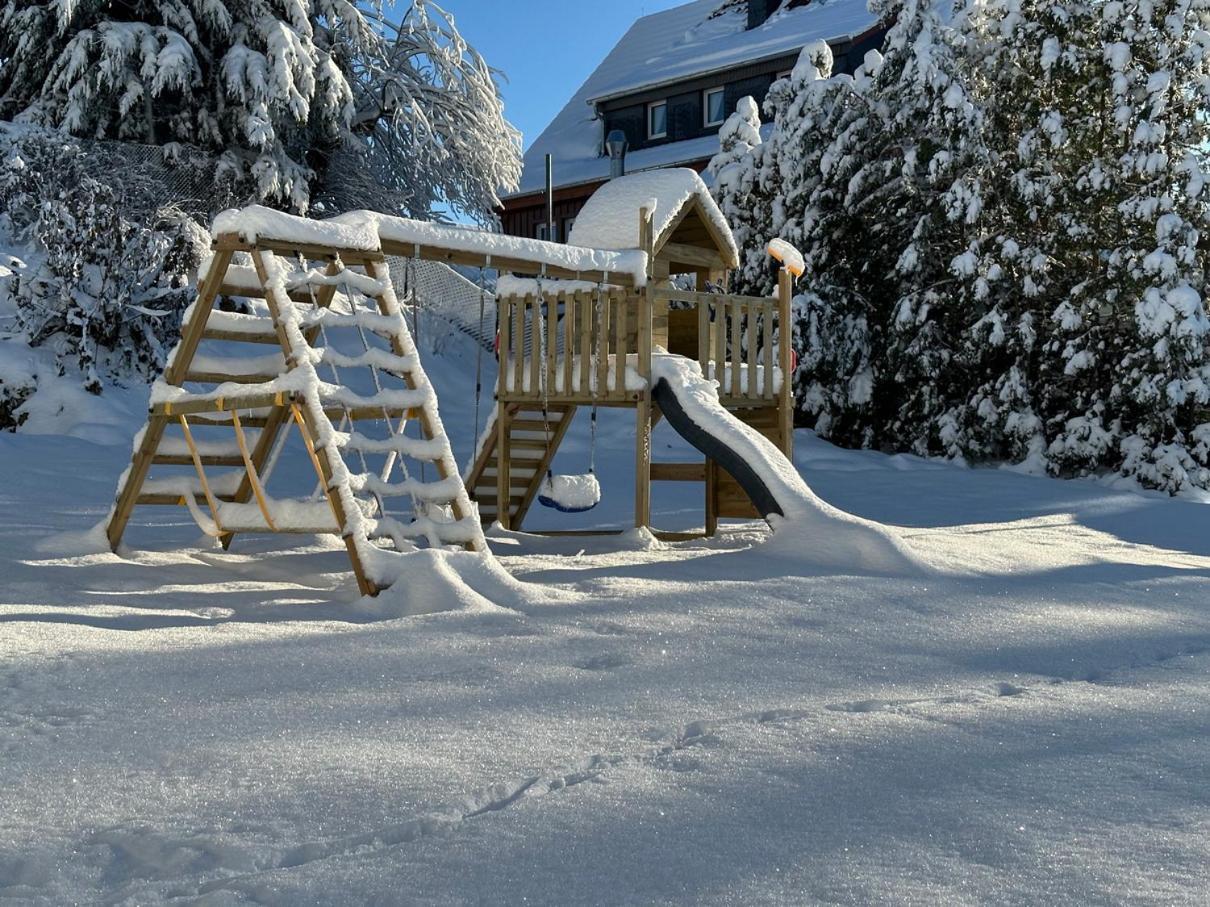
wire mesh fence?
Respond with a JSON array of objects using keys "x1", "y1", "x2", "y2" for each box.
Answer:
[
  {"x1": 0, "y1": 122, "x2": 244, "y2": 219},
  {"x1": 388, "y1": 257, "x2": 497, "y2": 353},
  {"x1": 3, "y1": 122, "x2": 505, "y2": 355}
]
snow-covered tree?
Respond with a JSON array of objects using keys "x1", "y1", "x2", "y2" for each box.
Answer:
[
  {"x1": 708, "y1": 95, "x2": 766, "y2": 286},
  {"x1": 946, "y1": 0, "x2": 1210, "y2": 489},
  {"x1": 712, "y1": 0, "x2": 1210, "y2": 492},
  {"x1": 0, "y1": 133, "x2": 208, "y2": 393},
  {"x1": 0, "y1": 0, "x2": 522, "y2": 220}
]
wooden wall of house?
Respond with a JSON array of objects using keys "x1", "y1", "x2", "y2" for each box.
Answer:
[
  {"x1": 600, "y1": 27, "x2": 886, "y2": 155},
  {"x1": 501, "y1": 193, "x2": 596, "y2": 244}
]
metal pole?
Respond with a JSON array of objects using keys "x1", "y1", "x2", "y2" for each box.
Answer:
[{"x1": 545, "y1": 153, "x2": 555, "y2": 242}]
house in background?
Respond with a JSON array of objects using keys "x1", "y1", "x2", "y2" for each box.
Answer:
[{"x1": 500, "y1": 0, "x2": 885, "y2": 243}]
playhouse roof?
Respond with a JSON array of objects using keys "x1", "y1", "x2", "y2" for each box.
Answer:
[
  {"x1": 568, "y1": 169, "x2": 738, "y2": 268},
  {"x1": 510, "y1": 0, "x2": 878, "y2": 196}
]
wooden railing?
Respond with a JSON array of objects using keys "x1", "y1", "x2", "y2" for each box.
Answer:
[
  {"x1": 496, "y1": 269, "x2": 791, "y2": 422},
  {"x1": 497, "y1": 287, "x2": 650, "y2": 403},
  {"x1": 651, "y1": 287, "x2": 785, "y2": 406}
]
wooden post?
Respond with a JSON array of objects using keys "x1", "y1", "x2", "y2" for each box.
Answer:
[
  {"x1": 777, "y1": 267, "x2": 794, "y2": 458},
  {"x1": 253, "y1": 249, "x2": 378, "y2": 598},
  {"x1": 106, "y1": 248, "x2": 233, "y2": 550},
  {"x1": 634, "y1": 206, "x2": 655, "y2": 530},
  {"x1": 496, "y1": 401, "x2": 511, "y2": 530}
]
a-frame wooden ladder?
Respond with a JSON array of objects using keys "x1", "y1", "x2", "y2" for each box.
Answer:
[{"x1": 106, "y1": 233, "x2": 486, "y2": 596}]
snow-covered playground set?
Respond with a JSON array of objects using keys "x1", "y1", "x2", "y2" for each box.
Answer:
[{"x1": 103, "y1": 170, "x2": 902, "y2": 596}]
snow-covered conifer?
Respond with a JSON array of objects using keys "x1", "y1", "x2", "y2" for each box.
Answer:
[
  {"x1": 708, "y1": 95, "x2": 767, "y2": 287},
  {"x1": 954, "y1": 0, "x2": 1210, "y2": 490}
]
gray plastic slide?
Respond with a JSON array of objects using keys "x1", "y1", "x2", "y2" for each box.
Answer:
[{"x1": 651, "y1": 376, "x2": 783, "y2": 519}]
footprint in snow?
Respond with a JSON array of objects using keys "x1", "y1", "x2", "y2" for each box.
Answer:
[
  {"x1": 575, "y1": 653, "x2": 632, "y2": 671},
  {"x1": 827, "y1": 683, "x2": 1031, "y2": 715}
]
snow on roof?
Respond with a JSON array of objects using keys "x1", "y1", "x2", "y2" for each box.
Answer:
[
  {"x1": 209, "y1": 206, "x2": 650, "y2": 284},
  {"x1": 510, "y1": 0, "x2": 877, "y2": 196},
  {"x1": 568, "y1": 169, "x2": 737, "y2": 263}
]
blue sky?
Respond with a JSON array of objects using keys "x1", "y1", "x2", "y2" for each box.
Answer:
[{"x1": 401, "y1": 1, "x2": 688, "y2": 150}]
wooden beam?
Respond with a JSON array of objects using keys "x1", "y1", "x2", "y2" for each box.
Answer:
[
  {"x1": 151, "y1": 454, "x2": 245, "y2": 468},
  {"x1": 212, "y1": 233, "x2": 383, "y2": 266},
  {"x1": 496, "y1": 402, "x2": 511, "y2": 530},
  {"x1": 106, "y1": 248, "x2": 234, "y2": 550},
  {"x1": 651, "y1": 462, "x2": 706, "y2": 482},
  {"x1": 183, "y1": 371, "x2": 282, "y2": 385},
  {"x1": 778, "y1": 267, "x2": 794, "y2": 458},
  {"x1": 378, "y1": 239, "x2": 637, "y2": 288},
  {"x1": 201, "y1": 328, "x2": 281, "y2": 345},
  {"x1": 634, "y1": 207, "x2": 655, "y2": 531},
  {"x1": 151, "y1": 391, "x2": 297, "y2": 417}
]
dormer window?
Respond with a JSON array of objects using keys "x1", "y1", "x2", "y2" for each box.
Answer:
[
  {"x1": 704, "y1": 87, "x2": 726, "y2": 127},
  {"x1": 648, "y1": 100, "x2": 668, "y2": 139}
]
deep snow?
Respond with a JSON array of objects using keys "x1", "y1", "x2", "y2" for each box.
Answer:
[{"x1": 1, "y1": 327, "x2": 1209, "y2": 904}]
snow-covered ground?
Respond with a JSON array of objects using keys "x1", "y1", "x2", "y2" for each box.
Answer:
[{"x1": 2, "y1": 327, "x2": 1210, "y2": 904}]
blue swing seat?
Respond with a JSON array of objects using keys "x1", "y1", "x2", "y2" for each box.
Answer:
[{"x1": 537, "y1": 472, "x2": 601, "y2": 513}]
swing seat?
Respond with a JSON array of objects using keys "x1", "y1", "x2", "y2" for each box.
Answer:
[{"x1": 537, "y1": 472, "x2": 601, "y2": 513}]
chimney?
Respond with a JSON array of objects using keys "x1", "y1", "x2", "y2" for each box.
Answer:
[
  {"x1": 606, "y1": 130, "x2": 628, "y2": 179},
  {"x1": 747, "y1": 0, "x2": 783, "y2": 29}
]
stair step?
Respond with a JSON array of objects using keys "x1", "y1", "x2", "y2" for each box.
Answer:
[
  {"x1": 480, "y1": 464, "x2": 539, "y2": 476},
  {"x1": 475, "y1": 485, "x2": 530, "y2": 496},
  {"x1": 509, "y1": 419, "x2": 561, "y2": 432},
  {"x1": 473, "y1": 494, "x2": 525, "y2": 507}
]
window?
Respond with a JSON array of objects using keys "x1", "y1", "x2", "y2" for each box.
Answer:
[
  {"x1": 648, "y1": 100, "x2": 668, "y2": 139},
  {"x1": 704, "y1": 87, "x2": 726, "y2": 127},
  {"x1": 536, "y1": 223, "x2": 556, "y2": 242},
  {"x1": 562, "y1": 217, "x2": 576, "y2": 242}
]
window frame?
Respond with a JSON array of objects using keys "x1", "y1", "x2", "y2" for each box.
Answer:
[
  {"x1": 704, "y1": 87, "x2": 727, "y2": 127},
  {"x1": 647, "y1": 100, "x2": 668, "y2": 140}
]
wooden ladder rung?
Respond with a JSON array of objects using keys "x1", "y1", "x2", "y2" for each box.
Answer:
[
  {"x1": 135, "y1": 493, "x2": 240, "y2": 506},
  {"x1": 221, "y1": 525, "x2": 340, "y2": 535},
  {"x1": 192, "y1": 416, "x2": 273, "y2": 429},
  {"x1": 183, "y1": 372, "x2": 282, "y2": 385},
  {"x1": 200, "y1": 329, "x2": 281, "y2": 345},
  {"x1": 509, "y1": 439, "x2": 553, "y2": 451},
  {"x1": 151, "y1": 454, "x2": 246, "y2": 467},
  {"x1": 337, "y1": 406, "x2": 411, "y2": 422}
]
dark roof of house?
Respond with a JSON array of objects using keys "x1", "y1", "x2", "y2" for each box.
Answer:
[{"x1": 506, "y1": 0, "x2": 878, "y2": 198}]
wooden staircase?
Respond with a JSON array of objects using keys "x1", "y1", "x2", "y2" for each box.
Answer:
[{"x1": 465, "y1": 403, "x2": 577, "y2": 529}]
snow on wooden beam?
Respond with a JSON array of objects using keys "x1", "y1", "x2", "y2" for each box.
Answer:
[{"x1": 209, "y1": 205, "x2": 648, "y2": 286}]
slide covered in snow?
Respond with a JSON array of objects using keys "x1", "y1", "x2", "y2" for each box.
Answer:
[{"x1": 650, "y1": 354, "x2": 921, "y2": 575}]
